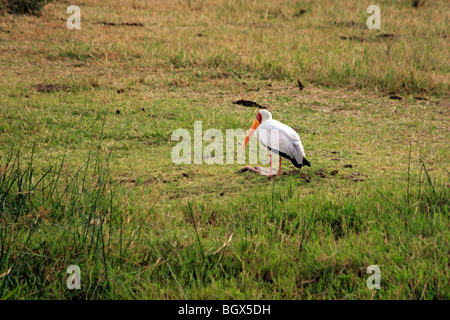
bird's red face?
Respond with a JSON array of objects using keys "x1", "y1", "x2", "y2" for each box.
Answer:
[{"x1": 243, "y1": 112, "x2": 262, "y2": 149}]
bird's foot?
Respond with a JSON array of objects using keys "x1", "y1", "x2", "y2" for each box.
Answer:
[
  {"x1": 236, "y1": 166, "x2": 278, "y2": 176},
  {"x1": 236, "y1": 166, "x2": 260, "y2": 174},
  {"x1": 255, "y1": 166, "x2": 278, "y2": 176}
]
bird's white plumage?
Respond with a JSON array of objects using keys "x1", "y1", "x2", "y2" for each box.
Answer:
[{"x1": 255, "y1": 111, "x2": 306, "y2": 166}]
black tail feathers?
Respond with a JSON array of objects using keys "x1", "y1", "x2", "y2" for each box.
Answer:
[
  {"x1": 291, "y1": 157, "x2": 311, "y2": 169},
  {"x1": 302, "y1": 158, "x2": 311, "y2": 167}
]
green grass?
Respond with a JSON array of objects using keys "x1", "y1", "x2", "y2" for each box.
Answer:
[
  {"x1": 1, "y1": 145, "x2": 448, "y2": 299},
  {"x1": 0, "y1": 0, "x2": 449, "y2": 299}
]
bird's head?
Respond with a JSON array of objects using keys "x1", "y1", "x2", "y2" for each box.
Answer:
[{"x1": 243, "y1": 110, "x2": 272, "y2": 149}]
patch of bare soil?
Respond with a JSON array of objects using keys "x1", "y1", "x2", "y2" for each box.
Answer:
[
  {"x1": 96, "y1": 21, "x2": 144, "y2": 27},
  {"x1": 33, "y1": 84, "x2": 71, "y2": 93},
  {"x1": 333, "y1": 21, "x2": 367, "y2": 29},
  {"x1": 233, "y1": 99, "x2": 266, "y2": 109},
  {"x1": 340, "y1": 33, "x2": 401, "y2": 43},
  {"x1": 342, "y1": 172, "x2": 366, "y2": 182}
]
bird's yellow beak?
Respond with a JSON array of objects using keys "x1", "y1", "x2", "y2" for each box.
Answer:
[{"x1": 243, "y1": 118, "x2": 261, "y2": 149}]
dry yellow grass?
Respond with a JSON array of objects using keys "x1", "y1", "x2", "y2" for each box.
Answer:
[{"x1": 1, "y1": 0, "x2": 448, "y2": 94}]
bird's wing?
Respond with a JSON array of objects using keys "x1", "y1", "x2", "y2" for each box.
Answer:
[
  {"x1": 257, "y1": 120, "x2": 306, "y2": 163},
  {"x1": 263, "y1": 120, "x2": 301, "y2": 142}
]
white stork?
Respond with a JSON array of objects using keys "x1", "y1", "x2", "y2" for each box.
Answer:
[{"x1": 242, "y1": 110, "x2": 310, "y2": 176}]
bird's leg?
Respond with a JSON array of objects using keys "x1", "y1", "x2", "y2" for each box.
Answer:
[
  {"x1": 253, "y1": 153, "x2": 275, "y2": 176},
  {"x1": 278, "y1": 156, "x2": 282, "y2": 175},
  {"x1": 269, "y1": 154, "x2": 273, "y2": 175},
  {"x1": 245, "y1": 152, "x2": 278, "y2": 176}
]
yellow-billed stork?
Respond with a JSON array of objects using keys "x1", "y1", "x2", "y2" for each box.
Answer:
[{"x1": 242, "y1": 110, "x2": 311, "y2": 176}]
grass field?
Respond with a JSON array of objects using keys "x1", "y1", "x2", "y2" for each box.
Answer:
[{"x1": 0, "y1": 0, "x2": 449, "y2": 299}]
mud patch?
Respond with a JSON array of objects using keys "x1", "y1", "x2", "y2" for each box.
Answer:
[
  {"x1": 33, "y1": 84, "x2": 71, "y2": 93},
  {"x1": 333, "y1": 21, "x2": 366, "y2": 29},
  {"x1": 233, "y1": 99, "x2": 266, "y2": 109},
  {"x1": 96, "y1": 21, "x2": 144, "y2": 27},
  {"x1": 316, "y1": 168, "x2": 327, "y2": 178},
  {"x1": 293, "y1": 9, "x2": 307, "y2": 17},
  {"x1": 298, "y1": 173, "x2": 311, "y2": 182},
  {"x1": 377, "y1": 33, "x2": 398, "y2": 40},
  {"x1": 340, "y1": 35, "x2": 366, "y2": 42},
  {"x1": 148, "y1": 112, "x2": 176, "y2": 119},
  {"x1": 343, "y1": 172, "x2": 366, "y2": 182},
  {"x1": 340, "y1": 33, "x2": 400, "y2": 43}
]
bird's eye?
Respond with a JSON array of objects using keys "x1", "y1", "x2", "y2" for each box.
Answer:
[{"x1": 256, "y1": 113, "x2": 262, "y2": 122}]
